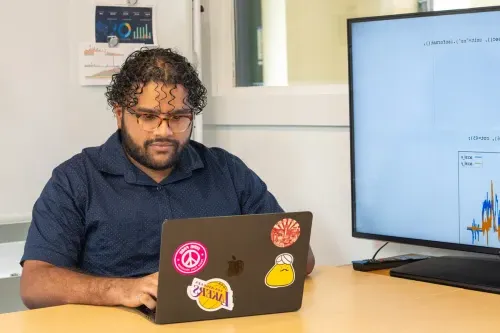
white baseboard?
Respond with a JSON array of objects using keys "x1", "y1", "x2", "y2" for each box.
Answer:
[{"x1": 0, "y1": 214, "x2": 31, "y2": 226}]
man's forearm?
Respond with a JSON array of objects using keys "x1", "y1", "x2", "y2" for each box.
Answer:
[{"x1": 21, "y1": 264, "x2": 124, "y2": 309}]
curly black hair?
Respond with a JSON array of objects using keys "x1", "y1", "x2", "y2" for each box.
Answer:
[{"x1": 105, "y1": 47, "x2": 207, "y2": 115}]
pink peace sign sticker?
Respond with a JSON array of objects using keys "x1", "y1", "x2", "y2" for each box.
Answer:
[{"x1": 172, "y1": 241, "x2": 208, "y2": 275}]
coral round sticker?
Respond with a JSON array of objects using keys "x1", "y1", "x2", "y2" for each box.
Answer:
[
  {"x1": 271, "y1": 218, "x2": 301, "y2": 248},
  {"x1": 172, "y1": 241, "x2": 208, "y2": 275}
]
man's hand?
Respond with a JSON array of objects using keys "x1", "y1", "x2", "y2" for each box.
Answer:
[
  {"x1": 20, "y1": 260, "x2": 160, "y2": 310},
  {"x1": 118, "y1": 272, "x2": 159, "y2": 310}
]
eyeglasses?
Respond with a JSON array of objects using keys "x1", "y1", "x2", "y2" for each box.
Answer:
[{"x1": 126, "y1": 108, "x2": 194, "y2": 133}]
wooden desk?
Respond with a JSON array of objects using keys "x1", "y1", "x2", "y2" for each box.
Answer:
[{"x1": 1, "y1": 265, "x2": 499, "y2": 333}]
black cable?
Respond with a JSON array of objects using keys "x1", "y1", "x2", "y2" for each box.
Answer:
[{"x1": 371, "y1": 241, "x2": 389, "y2": 260}]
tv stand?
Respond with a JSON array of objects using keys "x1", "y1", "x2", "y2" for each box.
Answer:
[{"x1": 390, "y1": 255, "x2": 500, "y2": 294}]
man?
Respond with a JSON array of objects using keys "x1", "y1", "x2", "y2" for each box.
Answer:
[{"x1": 20, "y1": 47, "x2": 315, "y2": 311}]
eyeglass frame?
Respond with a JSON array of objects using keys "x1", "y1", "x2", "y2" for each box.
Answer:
[{"x1": 124, "y1": 107, "x2": 194, "y2": 133}]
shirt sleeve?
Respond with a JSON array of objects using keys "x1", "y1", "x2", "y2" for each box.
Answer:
[
  {"x1": 20, "y1": 166, "x2": 85, "y2": 268},
  {"x1": 225, "y1": 153, "x2": 284, "y2": 214}
]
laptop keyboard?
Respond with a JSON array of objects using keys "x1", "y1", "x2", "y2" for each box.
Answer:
[{"x1": 137, "y1": 304, "x2": 156, "y2": 320}]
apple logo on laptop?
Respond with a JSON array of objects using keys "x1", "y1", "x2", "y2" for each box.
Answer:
[{"x1": 227, "y1": 255, "x2": 244, "y2": 277}]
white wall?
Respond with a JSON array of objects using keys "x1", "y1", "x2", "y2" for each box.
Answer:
[
  {"x1": 0, "y1": 0, "x2": 193, "y2": 224},
  {"x1": 434, "y1": 0, "x2": 470, "y2": 9},
  {"x1": 434, "y1": 0, "x2": 500, "y2": 10},
  {"x1": 203, "y1": 125, "x2": 364, "y2": 263}
]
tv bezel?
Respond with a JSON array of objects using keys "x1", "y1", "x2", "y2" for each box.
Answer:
[{"x1": 348, "y1": 5, "x2": 500, "y2": 256}]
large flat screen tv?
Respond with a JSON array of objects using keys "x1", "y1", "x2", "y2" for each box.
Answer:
[{"x1": 348, "y1": 6, "x2": 500, "y2": 292}]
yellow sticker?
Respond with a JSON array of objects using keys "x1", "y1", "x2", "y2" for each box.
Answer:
[
  {"x1": 265, "y1": 253, "x2": 295, "y2": 288},
  {"x1": 187, "y1": 278, "x2": 234, "y2": 312}
]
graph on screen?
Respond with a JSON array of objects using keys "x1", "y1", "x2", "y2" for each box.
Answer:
[{"x1": 459, "y1": 151, "x2": 500, "y2": 247}]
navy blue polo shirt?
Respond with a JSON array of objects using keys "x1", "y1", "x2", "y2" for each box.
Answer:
[{"x1": 21, "y1": 131, "x2": 283, "y2": 277}]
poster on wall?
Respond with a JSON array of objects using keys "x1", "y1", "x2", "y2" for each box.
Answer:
[
  {"x1": 78, "y1": 43, "x2": 143, "y2": 86},
  {"x1": 94, "y1": 5, "x2": 157, "y2": 45}
]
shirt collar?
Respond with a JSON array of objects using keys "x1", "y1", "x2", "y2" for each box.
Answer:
[{"x1": 98, "y1": 130, "x2": 204, "y2": 185}]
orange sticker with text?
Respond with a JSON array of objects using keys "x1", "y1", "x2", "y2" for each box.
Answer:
[{"x1": 271, "y1": 218, "x2": 301, "y2": 248}]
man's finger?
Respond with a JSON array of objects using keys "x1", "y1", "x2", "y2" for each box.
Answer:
[
  {"x1": 139, "y1": 293, "x2": 157, "y2": 310},
  {"x1": 144, "y1": 283, "x2": 158, "y2": 299}
]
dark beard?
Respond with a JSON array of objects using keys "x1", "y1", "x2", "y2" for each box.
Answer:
[{"x1": 120, "y1": 118, "x2": 185, "y2": 171}]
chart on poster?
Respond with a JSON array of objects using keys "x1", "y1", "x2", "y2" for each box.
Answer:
[
  {"x1": 95, "y1": 5, "x2": 156, "y2": 44},
  {"x1": 79, "y1": 43, "x2": 142, "y2": 85}
]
